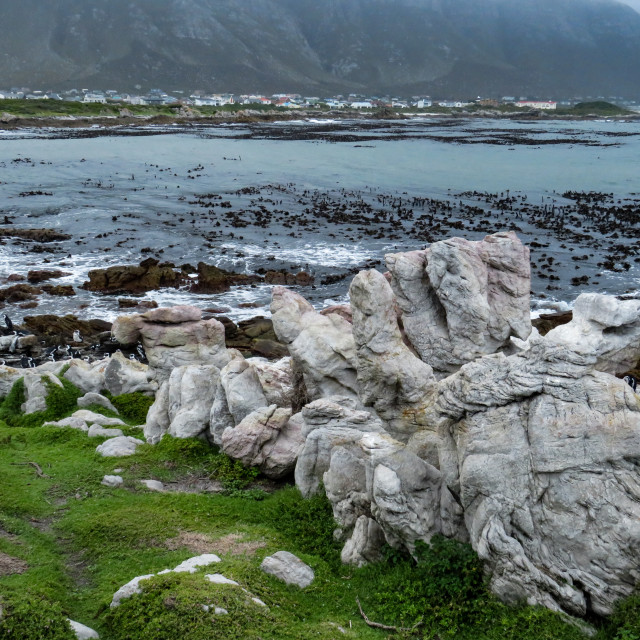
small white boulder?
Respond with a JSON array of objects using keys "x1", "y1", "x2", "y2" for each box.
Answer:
[
  {"x1": 173, "y1": 554, "x2": 221, "y2": 573},
  {"x1": 260, "y1": 551, "x2": 314, "y2": 588},
  {"x1": 204, "y1": 573, "x2": 239, "y2": 586},
  {"x1": 110, "y1": 574, "x2": 154, "y2": 607},
  {"x1": 73, "y1": 410, "x2": 125, "y2": 427},
  {"x1": 101, "y1": 475, "x2": 124, "y2": 488},
  {"x1": 88, "y1": 425, "x2": 124, "y2": 438},
  {"x1": 96, "y1": 436, "x2": 144, "y2": 458},
  {"x1": 140, "y1": 479, "x2": 165, "y2": 492},
  {"x1": 68, "y1": 619, "x2": 99, "y2": 639}
]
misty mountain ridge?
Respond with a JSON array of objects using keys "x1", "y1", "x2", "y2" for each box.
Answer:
[{"x1": 1, "y1": 0, "x2": 640, "y2": 98}]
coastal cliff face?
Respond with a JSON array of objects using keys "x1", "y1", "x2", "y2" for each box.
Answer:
[
  {"x1": 1, "y1": 0, "x2": 640, "y2": 97},
  {"x1": 4, "y1": 230, "x2": 640, "y2": 620}
]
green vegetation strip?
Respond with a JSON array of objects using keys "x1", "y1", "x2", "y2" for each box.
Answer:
[{"x1": 0, "y1": 375, "x2": 639, "y2": 639}]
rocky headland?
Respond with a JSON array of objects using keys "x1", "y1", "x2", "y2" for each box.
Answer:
[{"x1": 2, "y1": 230, "x2": 640, "y2": 629}]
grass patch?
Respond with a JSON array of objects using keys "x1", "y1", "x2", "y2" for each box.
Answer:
[
  {"x1": 0, "y1": 592, "x2": 76, "y2": 640},
  {"x1": 107, "y1": 392, "x2": 154, "y2": 425}
]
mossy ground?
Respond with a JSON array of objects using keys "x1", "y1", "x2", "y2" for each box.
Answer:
[{"x1": 1, "y1": 375, "x2": 639, "y2": 639}]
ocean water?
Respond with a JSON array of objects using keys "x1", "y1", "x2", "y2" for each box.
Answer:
[{"x1": 1, "y1": 116, "x2": 639, "y2": 322}]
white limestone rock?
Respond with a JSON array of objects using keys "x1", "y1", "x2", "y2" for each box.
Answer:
[
  {"x1": 68, "y1": 619, "x2": 99, "y2": 639},
  {"x1": 260, "y1": 551, "x2": 314, "y2": 588},
  {"x1": 271, "y1": 287, "x2": 359, "y2": 400},
  {"x1": 0, "y1": 364, "x2": 24, "y2": 397},
  {"x1": 205, "y1": 573, "x2": 239, "y2": 586},
  {"x1": 349, "y1": 269, "x2": 436, "y2": 441},
  {"x1": 43, "y1": 417, "x2": 89, "y2": 432},
  {"x1": 167, "y1": 364, "x2": 220, "y2": 439},
  {"x1": 172, "y1": 554, "x2": 221, "y2": 573},
  {"x1": 78, "y1": 392, "x2": 119, "y2": 414},
  {"x1": 249, "y1": 356, "x2": 295, "y2": 407},
  {"x1": 112, "y1": 305, "x2": 231, "y2": 384},
  {"x1": 87, "y1": 425, "x2": 124, "y2": 438},
  {"x1": 545, "y1": 292, "x2": 640, "y2": 375},
  {"x1": 219, "y1": 356, "x2": 268, "y2": 425},
  {"x1": 386, "y1": 231, "x2": 531, "y2": 375},
  {"x1": 96, "y1": 436, "x2": 144, "y2": 457},
  {"x1": 140, "y1": 479, "x2": 165, "y2": 492},
  {"x1": 72, "y1": 410, "x2": 125, "y2": 427},
  {"x1": 221, "y1": 405, "x2": 302, "y2": 479},
  {"x1": 22, "y1": 371, "x2": 63, "y2": 414},
  {"x1": 101, "y1": 475, "x2": 124, "y2": 487},
  {"x1": 294, "y1": 397, "x2": 386, "y2": 497},
  {"x1": 102, "y1": 351, "x2": 157, "y2": 396},
  {"x1": 340, "y1": 515, "x2": 386, "y2": 567},
  {"x1": 110, "y1": 574, "x2": 154, "y2": 607}
]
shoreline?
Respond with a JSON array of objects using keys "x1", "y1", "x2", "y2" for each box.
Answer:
[{"x1": 2, "y1": 107, "x2": 639, "y2": 131}]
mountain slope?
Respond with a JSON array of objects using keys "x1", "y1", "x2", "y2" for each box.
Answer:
[{"x1": 1, "y1": 0, "x2": 640, "y2": 97}]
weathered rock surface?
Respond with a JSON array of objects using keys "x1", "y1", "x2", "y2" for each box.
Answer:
[
  {"x1": 96, "y1": 436, "x2": 144, "y2": 457},
  {"x1": 68, "y1": 619, "x2": 99, "y2": 640},
  {"x1": 88, "y1": 425, "x2": 124, "y2": 438},
  {"x1": 386, "y1": 231, "x2": 531, "y2": 375},
  {"x1": 22, "y1": 371, "x2": 64, "y2": 414},
  {"x1": 349, "y1": 269, "x2": 435, "y2": 442},
  {"x1": 78, "y1": 392, "x2": 118, "y2": 414},
  {"x1": 83, "y1": 258, "x2": 186, "y2": 294},
  {"x1": 43, "y1": 416, "x2": 89, "y2": 432},
  {"x1": 110, "y1": 574, "x2": 155, "y2": 607},
  {"x1": 112, "y1": 305, "x2": 230, "y2": 383},
  {"x1": 260, "y1": 551, "x2": 314, "y2": 588},
  {"x1": 221, "y1": 405, "x2": 302, "y2": 479},
  {"x1": 271, "y1": 286, "x2": 359, "y2": 400},
  {"x1": 545, "y1": 292, "x2": 640, "y2": 375},
  {"x1": 72, "y1": 410, "x2": 125, "y2": 427},
  {"x1": 101, "y1": 475, "x2": 124, "y2": 487}
]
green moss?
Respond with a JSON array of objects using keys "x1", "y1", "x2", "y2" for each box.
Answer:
[
  {"x1": 265, "y1": 488, "x2": 341, "y2": 570},
  {"x1": 0, "y1": 375, "x2": 82, "y2": 429},
  {"x1": 109, "y1": 392, "x2": 154, "y2": 425},
  {"x1": 0, "y1": 592, "x2": 76, "y2": 640}
]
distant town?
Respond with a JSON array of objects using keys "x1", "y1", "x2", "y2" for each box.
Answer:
[{"x1": 1, "y1": 86, "x2": 640, "y2": 112}]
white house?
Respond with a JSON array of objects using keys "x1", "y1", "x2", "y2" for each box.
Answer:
[
  {"x1": 515, "y1": 100, "x2": 557, "y2": 110},
  {"x1": 350, "y1": 101, "x2": 373, "y2": 109},
  {"x1": 83, "y1": 93, "x2": 107, "y2": 104}
]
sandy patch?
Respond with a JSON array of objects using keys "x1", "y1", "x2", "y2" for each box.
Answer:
[
  {"x1": 0, "y1": 551, "x2": 28, "y2": 576},
  {"x1": 166, "y1": 532, "x2": 266, "y2": 556}
]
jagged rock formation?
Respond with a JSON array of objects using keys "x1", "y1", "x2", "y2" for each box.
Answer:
[{"x1": 6, "y1": 230, "x2": 640, "y2": 620}]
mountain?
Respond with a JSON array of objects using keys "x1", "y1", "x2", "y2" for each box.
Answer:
[{"x1": 1, "y1": 0, "x2": 640, "y2": 98}]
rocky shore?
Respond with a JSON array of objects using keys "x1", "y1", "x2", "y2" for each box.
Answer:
[{"x1": 3, "y1": 230, "x2": 640, "y2": 625}]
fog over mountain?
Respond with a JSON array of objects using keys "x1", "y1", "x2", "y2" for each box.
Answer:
[{"x1": 1, "y1": 0, "x2": 640, "y2": 98}]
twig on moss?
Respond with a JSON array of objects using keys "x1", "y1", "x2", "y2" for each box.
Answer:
[
  {"x1": 355, "y1": 597, "x2": 425, "y2": 634},
  {"x1": 11, "y1": 461, "x2": 51, "y2": 478}
]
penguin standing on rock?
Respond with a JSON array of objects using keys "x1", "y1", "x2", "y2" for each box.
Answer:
[
  {"x1": 624, "y1": 375, "x2": 638, "y2": 392},
  {"x1": 2, "y1": 313, "x2": 13, "y2": 334}
]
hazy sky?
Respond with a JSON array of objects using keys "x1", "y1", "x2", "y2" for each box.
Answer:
[{"x1": 620, "y1": 0, "x2": 640, "y2": 10}]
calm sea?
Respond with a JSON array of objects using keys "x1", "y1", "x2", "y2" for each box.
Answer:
[{"x1": 1, "y1": 117, "x2": 639, "y2": 321}]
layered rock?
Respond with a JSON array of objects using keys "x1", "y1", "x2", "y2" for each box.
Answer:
[
  {"x1": 221, "y1": 405, "x2": 303, "y2": 479},
  {"x1": 270, "y1": 286, "x2": 358, "y2": 400},
  {"x1": 349, "y1": 269, "x2": 435, "y2": 442},
  {"x1": 385, "y1": 231, "x2": 531, "y2": 376}
]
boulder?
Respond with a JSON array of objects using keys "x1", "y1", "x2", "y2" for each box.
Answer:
[
  {"x1": 22, "y1": 371, "x2": 64, "y2": 414},
  {"x1": 83, "y1": 258, "x2": 185, "y2": 294},
  {"x1": 78, "y1": 392, "x2": 118, "y2": 414},
  {"x1": 68, "y1": 620, "x2": 99, "y2": 639},
  {"x1": 112, "y1": 305, "x2": 231, "y2": 383},
  {"x1": 140, "y1": 479, "x2": 165, "y2": 492},
  {"x1": 294, "y1": 398, "x2": 386, "y2": 497},
  {"x1": 385, "y1": 231, "x2": 531, "y2": 375},
  {"x1": 43, "y1": 417, "x2": 89, "y2": 432},
  {"x1": 340, "y1": 515, "x2": 386, "y2": 567},
  {"x1": 88, "y1": 425, "x2": 124, "y2": 438},
  {"x1": 96, "y1": 436, "x2": 144, "y2": 457},
  {"x1": 110, "y1": 574, "x2": 155, "y2": 607},
  {"x1": 101, "y1": 475, "x2": 124, "y2": 487},
  {"x1": 260, "y1": 551, "x2": 314, "y2": 588},
  {"x1": 545, "y1": 293, "x2": 640, "y2": 375},
  {"x1": 72, "y1": 410, "x2": 125, "y2": 427},
  {"x1": 167, "y1": 364, "x2": 220, "y2": 439},
  {"x1": 349, "y1": 269, "x2": 436, "y2": 441},
  {"x1": 0, "y1": 364, "x2": 23, "y2": 397},
  {"x1": 102, "y1": 351, "x2": 156, "y2": 396},
  {"x1": 172, "y1": 554, "x2": 221, "y2": 573},
  {"x1": 221, "y1": 405, "x2": 302, "y2": 479},
  {"x1": 248, "y1": 357, "x2": 294, "y2": 407},
  {"x1": 271, "y1": 287, "x2": 359, "y2": 400}
]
